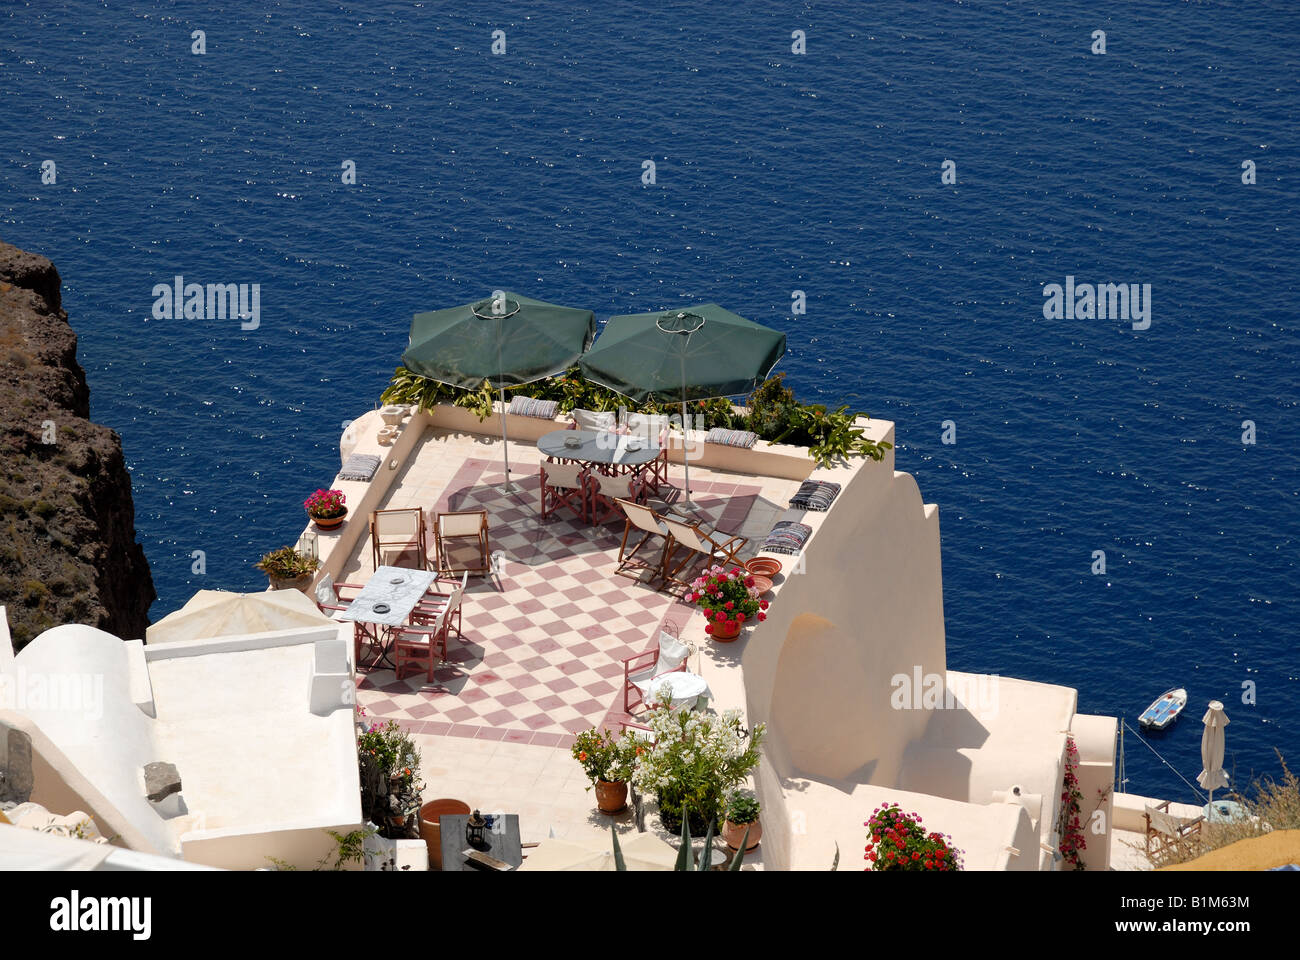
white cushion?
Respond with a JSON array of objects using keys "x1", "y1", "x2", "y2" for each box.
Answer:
[
  {"x1": 572, "y1": 408, "x2": 617, "y2": 432},
  {"x1": 314, "y1": 573, "x2": 335, "y2": 607},
  {"x1": 655, "y1": 631, "x2": 690, "y2": 673}
]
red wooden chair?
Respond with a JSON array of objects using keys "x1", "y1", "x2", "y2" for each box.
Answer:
[
  {"x1": 312, "y1": 573, "x2": 380, "y2": 668},
  {"x1": 587, "y1": 472, "x2": 645, "y2": 525},
  {"x1": 620, "y1": 622, "x2": 691, "y2": 713},
  {"x1": 392, "y1": 606, "x2": 452, "y2": 682}
]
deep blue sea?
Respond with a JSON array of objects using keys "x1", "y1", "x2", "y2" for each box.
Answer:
[{"x1": 2, "y1": 1, "x2": 1296, "y2": 807}]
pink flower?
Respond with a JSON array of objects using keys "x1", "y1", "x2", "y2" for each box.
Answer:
[
  {"x1": 757, "y1": 612, "x2": 766, "y2": 622},
  {"x1": 759, "y1": 599, "x2": 769, "y2": 610},
  {"x1": 684, "y1": 592, "x2": 694, "y2": 602},
  {"x1": 724, "y1": 601, "x2": 734, "y2": 610},
  {"x1": 704, "y1": 623, "x2": 713, "y2": 635}
]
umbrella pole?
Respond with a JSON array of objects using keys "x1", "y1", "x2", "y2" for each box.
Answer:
[
  {"x1": 678, "y1": 357, "x2": 698, "y2": 512},
  {"x1": 499, "y1": 384, "x2": 515, "y2": 493}
]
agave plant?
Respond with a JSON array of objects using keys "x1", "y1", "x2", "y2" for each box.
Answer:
[{"x1": 610, "y1": 815, "x2": 749, "y2": 872}]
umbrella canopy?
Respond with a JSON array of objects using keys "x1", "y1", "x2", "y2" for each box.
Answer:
[
  {"x1": 404, "y1": 292, "x2": 596, "y2": 490},
  {"x1": 1196, "y1": 700, "x2": 1230, "y2": 801},
  {"x1": 578, "y1": 304, "x2": 786, "y2": 506},
  {"x1": 579, "y1": 304, "x2": 785, "y2": 404},
  {"x1": 517, "y1": 830, "x2": 679, "y2": 871},
  {"x1": 146, "y1": 589, "x2": 334, "y2": 644},
  {"x1": 403, "y1": 292, "x2": 596, "y2": 390}
]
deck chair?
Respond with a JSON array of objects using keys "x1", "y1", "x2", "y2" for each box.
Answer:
[
  {"x1": 1143, "y1": 801, "x2": 1205, "y2": 862},
  {"x1": 370, "y1": 507, "x2": 427, "y2": 571},
  {"x1": 661, "y1": 514, "x2": 749, "y2": 585},
  {"x1": 432, "y1": 509, "x2": 491, "y2": 577},
  {"x1": 540, "y1": 461, "x2": 588, "y2": 523},
  {"x1": 588, "y1": 472, "x2": 645, "y2": 525},
  {"x1": 614, "y1": 498, "x2": 672, "y2": 585}
]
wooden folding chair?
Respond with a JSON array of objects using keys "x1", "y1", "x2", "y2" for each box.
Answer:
[
  {"x1": 540, "y1": 462, "x2": 589, "y2": 523},
  {"x1": 432, "y1": 509, "x2": 492, "y2": 577},
  {"x1": 1144, "y1": 801, "x2": 1205, "y2": 862},
  {"x1": 660, "y1": 514, "x2": 748, "y2": 586},
  {"x1": 392, "y1": 607, "x2": 452, "y2": 682},
  {"x1": 312, "y1": 573, "x2": 379, "y2": 669},
  {"x1": 614, "y1": 499, "x2": 672, "y2": 586},
  {"x1": 370, "y1": 507, "x2": 427, "y2": 571},
  {"x1": 588, "y1": 472, "x2": 645, "y2": 525}
]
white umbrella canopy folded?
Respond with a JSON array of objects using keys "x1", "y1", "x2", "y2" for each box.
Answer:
[
  {"x1": 1197, "y1": 700, "x2": 1231, "y2": 800},
  {"x1": 518, "y1": 830, "x2": 679, "y2": 871},
  {"x1": 146, "y1": 589, "x2": 334, "y2": 644}
]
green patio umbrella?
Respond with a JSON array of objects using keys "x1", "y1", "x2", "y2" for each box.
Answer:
[
  {"x1": 404, "y1": 292, "x2": 596, "y2": 491},
  {"x1": 578, "y1": 304, "x2": 786, "y2": 508}
]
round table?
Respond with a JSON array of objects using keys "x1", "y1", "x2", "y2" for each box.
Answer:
[
  {"x1": 537, "y1": 429, "x2": 661, "y2": 471},
  {"x1": 646, "y1": 671, "x2": 711, "y2": 712}
]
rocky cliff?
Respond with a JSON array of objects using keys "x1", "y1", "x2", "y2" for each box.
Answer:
[{"x1": 0, "y1": 239, "x2": 155, "y2": 650}]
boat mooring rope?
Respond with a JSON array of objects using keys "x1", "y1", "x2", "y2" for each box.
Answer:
[{"x1": 1119, "y1": 719, "x2": 1208, "y2": 804}]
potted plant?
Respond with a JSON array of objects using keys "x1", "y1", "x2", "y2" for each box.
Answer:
[
  {"x1": 722, "y1": 790, "x2": 762, "y2": 851},
  {"x1": 864, "y1": 804, "x2": 965, "y2": 871},
  {"x1": 572, "y1": 727, "x2": 637, "y2": 814},
  {"x1": 684, "y1": 564, "x2": 769, "y2": 641},
  {"x1": 628, "y1": 704, "x2": 766, "y2": 835},
  {"x1": 304, "y1": 488, "x2": 348, "y2": 530},
  {"x1": 357, "y1": 719, "x2": 424, "y2": 841},
  {"x1": 254, "y1": 545, "x2": 320, "y2": 592}
]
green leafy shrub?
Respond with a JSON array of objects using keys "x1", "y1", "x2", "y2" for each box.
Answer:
[{"x1": 380, "y1": 366, "x2": 891, "y2": 466}]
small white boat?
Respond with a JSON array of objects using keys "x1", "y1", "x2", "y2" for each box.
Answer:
[{"x1": 1139, "y1": 688, "x2": 1187, "y2": 731}]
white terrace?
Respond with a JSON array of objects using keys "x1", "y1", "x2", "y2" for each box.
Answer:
[{"x1": 306, "y1": 402, "x2": 1118, "y2": 869}]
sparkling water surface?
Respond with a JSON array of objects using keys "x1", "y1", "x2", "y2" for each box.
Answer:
[{"x1": 2, "y1": 1, "x2": 1296, "y2": 805}]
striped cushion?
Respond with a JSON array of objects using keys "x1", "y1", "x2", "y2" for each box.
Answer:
[
  {"x1": 508, "y1": 396, "x2": 559, "y2": 419},
  {"x1": 704, "y1": 428, "x2": 759, "y2": 449},
  {"x1": 762, "y1": 521, "x2": 812, "y2": 555},
  {"x1": 789, "y1": 480, "x2": 841, "y2": 512}
]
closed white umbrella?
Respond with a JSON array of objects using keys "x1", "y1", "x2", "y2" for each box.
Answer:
[
  {"x1": 1196, "y1": 700, "x2": 1230, "y2": 812},
  {"x1": 146, "y1": 589, "x2": 334, "y2": 644}
]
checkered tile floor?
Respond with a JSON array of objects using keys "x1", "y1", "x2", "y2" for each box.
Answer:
[{"x1": 355, "y1": 457, "x2": 762, "y2": 748}]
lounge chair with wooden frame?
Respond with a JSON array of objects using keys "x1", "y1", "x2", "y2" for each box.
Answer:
[
  {"x1": 432, "y1": 509, "x2": 492, "y2": 577},
  {"x1": 1143, "y1": 801, "x2": 1205, "y2": 862},
  {"x1": 539, "y1": 461, "x2": 589, "y2": 523},
  {"x1": 614, "y1": 498, "x2": 672, "y2": 586},
  {"x1": 369, "y1": 507, "x2": 428, "y2": 571},
  {"x1": 588, "y1": 472, "x2": 645, "y2": 526},
  {"x1": 660, "y1": 514, "x2": 749, "y2": 586}
]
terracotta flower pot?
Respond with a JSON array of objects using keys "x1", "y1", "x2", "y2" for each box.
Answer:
[
  {"x1": 744, "y1": 557, "x2": 783, "y2": 579},
  {"x1": 708, "y1": 619, "x2": 742, "y2": 642},
  {"x1": 595, "y1": 779, "x2": 628, "y2": 814},
  {"x1": 419, "y1": 799, "x2": 471, "y2": 870},
  {"x1": 723, "y1": 817, "x2": 762, "y2": 851},
  {"x1": 312, "y1": 507, "x2": 348, "y2": 531}
]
